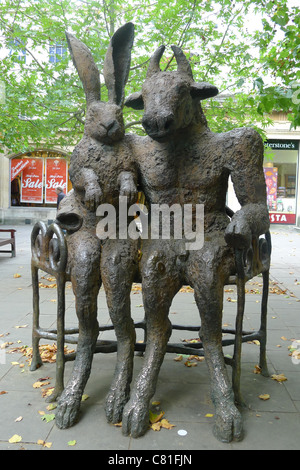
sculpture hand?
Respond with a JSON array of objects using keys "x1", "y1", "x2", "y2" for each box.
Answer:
[
  {"x1": 84, "y1": 184, "x2": 102, "y2": 212},
  {"x1": 224, "y1": 217, "x2": 251, "y2": 250},
  {"x1": 119, "y1": 172, "x2": 138, "y2": 205}
]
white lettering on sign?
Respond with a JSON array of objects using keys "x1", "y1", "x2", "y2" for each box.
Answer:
[
  {"x1": 46, "y1": 178, "x2": 66, "y2": 189},
  {"x1": 22, "y1": 177, "x2": 43, "y2": 189}
]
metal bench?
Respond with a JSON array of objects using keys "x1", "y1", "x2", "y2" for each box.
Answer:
[
  {"x1": 0, "y1": 229, "x2": 16, "y2": 257},
  {"x1": 30, "y1": 217, "x2": 271, "y2": 406}
]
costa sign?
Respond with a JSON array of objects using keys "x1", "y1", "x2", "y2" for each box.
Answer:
[{"x1": 269, "y1": 213, "x2": 296, "y2": 224}]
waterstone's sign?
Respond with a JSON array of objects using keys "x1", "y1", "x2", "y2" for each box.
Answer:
[{"x1": 266, "y1": 140, "x2": 299, "y2": 151}]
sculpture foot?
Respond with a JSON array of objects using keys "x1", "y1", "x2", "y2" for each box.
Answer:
[
  {"x1": 55, "y1": 389, "x2": 82, "y2": 429},
  {"x1": 105, "y1": 385, "x2": 130, "y2": 424},
  {"x1": 213, "y1": 401, "x2": 243, "y2": 443},
  {"x1": 122, "y1": 396, "x2": 150, "y2": 438}
]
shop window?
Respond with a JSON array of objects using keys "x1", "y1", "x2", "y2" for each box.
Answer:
[
  {"x1": 10, "y1": 150, "x2": 71, "y2": 208},
  {"x1": 264, "y1": 140, "x2": 298, "y2": 224}
]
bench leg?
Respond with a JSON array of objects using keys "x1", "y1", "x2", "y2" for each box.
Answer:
[
  {"x1": 47, "y1": 272, "x2": 66, "y2": 402},
  {"x1": 259, "y1": 270, "x2": 269, "y2": 377},
  {"x1": 30, "y1": 264, "x2": 43, "y2": 371}
]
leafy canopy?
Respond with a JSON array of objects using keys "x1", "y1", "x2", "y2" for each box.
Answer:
[{"x1": 0, "y1": 0, "x2": 299, "y2": 154}]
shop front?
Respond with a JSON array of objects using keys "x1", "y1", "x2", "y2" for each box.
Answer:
[
  {"x1": 264, "y1": 139, "x2": 298, "y2": 225},
  {"x1": 0, "y1": 149, "x2": 71, "y2": 225}
]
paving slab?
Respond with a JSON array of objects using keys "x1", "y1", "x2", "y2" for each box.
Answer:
[{"x1": 0, "y1": 224, "x2": 300, "y2": 452}]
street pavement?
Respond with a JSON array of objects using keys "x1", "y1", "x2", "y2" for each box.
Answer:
[{"x1": 0, "y1": 223, "x2": 299, "y2": 452}]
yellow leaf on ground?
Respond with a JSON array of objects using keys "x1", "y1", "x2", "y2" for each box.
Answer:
[
  {"x1": 68, "y1": 440, "x2": 77, "y2": 446},
  {"x1": 33, "y1": 381, "x2": 50, "y2": 389},
  {"x1": 271, "y1": 373, "x2": 287, "y2": 382},
  {"x1": 9, "y1": 434, "x2": 22, "y2": 443},
  {"x1": 13, "y1": 274, "x2": 21, "y2": 278},
  {"x1": 205, "y1": 413, "x2": 214, "y2": 418},
  {"x1": 151, "y1": 422, "x2": 162, "y2": 431},
  {"x1": 259, "y1": 394, "x2": 270, "y2": 400},
  {"x1": 161, "y1": 418, "x2": 175, "y2": 429}
]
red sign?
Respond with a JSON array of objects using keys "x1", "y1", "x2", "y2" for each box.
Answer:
[
  {"x1": 269, "y1": 213, "x2": 296, "y2": 224},
  {"x1": 45, "y1": 158, "x2": 68, "y2": 204},
  {"x1": 10, "y1": 158, "x2": 30, "y2": 181},
  {"x1": 21, "y1": 158, "x2": 44, "y2": 203}
]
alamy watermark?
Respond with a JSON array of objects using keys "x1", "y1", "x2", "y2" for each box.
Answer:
[
  {"x1": 292, "y1": 82, "x2": 300, "y2": 105},
  {"x1": 0, "y1": 341, "x2": 6, "y2": 365},
  {"x1": 96, "y1": 197, "x2": 204, "y2": 251},
  {"x1": 290, "y1": 340, "x2": 300, "y2": 365},
  {"x1": 0, "y1": 81, "x2": 5, "y2": 105}
]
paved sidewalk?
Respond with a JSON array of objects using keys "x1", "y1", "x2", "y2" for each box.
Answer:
[{"x1": 0, "y1": 224, "x2": 299, "y2": 451}]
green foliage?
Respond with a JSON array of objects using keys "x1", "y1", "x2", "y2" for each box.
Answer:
[{"x1": 0, "y1": 0, "x2": 299, "y2": 154}]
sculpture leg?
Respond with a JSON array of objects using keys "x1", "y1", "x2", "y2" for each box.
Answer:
[
  {"x1": 122, "y1": 242, "x2": 182, "y2": 438},
  {"x1": 56, "y1": 230, "x2": 101, "y2": 429},
  {"x1": 100, "y1": 239, "x2": 139, "y2": 424},
  {"x1": 187, "y1": 242, "x2": 243, "y2": 443}
]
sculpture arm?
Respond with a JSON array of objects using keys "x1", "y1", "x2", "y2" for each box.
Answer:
[
  {"x1": 225, "y1": 128, "x2": 270, "y2": 249},
  {"x1": 70, "y1": 166, "x2": 102, "y2": 212}
]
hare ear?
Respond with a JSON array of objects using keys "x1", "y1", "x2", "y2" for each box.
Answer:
[
  {"x1": 65, "y1": 31, "x2": 101, "y2": 107},
  {"x1": 103, "y1": 22, "x2": 134, "y2": 107}
]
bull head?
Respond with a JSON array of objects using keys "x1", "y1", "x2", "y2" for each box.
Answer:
[{"x1": 125, "y1": 45, "x2": 218, "y2": 141}]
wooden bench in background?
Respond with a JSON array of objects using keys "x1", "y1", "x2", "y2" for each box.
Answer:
[{"x1": 0, "y1": 229, "x2": 16, "y2": 257}]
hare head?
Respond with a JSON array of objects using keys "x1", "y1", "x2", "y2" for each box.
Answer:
[{"x1": 66, "y1": 23, "x2": 134, "y2": 144}]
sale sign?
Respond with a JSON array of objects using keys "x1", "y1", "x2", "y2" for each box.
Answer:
[
  {"x1": 21, "y1": 158, "x2": 44, "y2": 203},
  {"x1": 45, "y1": 158, "x2": 68, "y2": 204},
  {"x1": 10, "y1": 158, "x2": 30, "y2": 181}
]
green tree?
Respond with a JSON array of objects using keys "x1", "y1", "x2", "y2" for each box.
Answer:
[{"x1": 0, "y1": 0, "x2": 299, "y2": 155}]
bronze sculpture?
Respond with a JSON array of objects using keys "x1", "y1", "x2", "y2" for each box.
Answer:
[
  {"x1": 54, "y1": 23, "x2": 139, "y2": 429},
  {"x1": 118, "y1": 45, "x2": 269, "y2": 442},
  {"x1": 51, "y1": 26, "x2": 269, "y2": 443}
]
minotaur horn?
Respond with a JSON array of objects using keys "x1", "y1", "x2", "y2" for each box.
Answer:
[
  {"x1": 171, "y1": 45, "x2": 193, "y2": 79},
  {"x1": 146, "y1": 45, "x2": 165, "y2": 78}
]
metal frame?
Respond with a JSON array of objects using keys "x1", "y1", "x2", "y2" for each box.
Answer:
[{"x1": 30, "y1": 221, "x2": 271, "y2": 405}]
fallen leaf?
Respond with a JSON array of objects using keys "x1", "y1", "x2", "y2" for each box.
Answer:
[
  {"x1": 41, "y1": 413, "x2": 55, "y2": 423},
  {"x1": 253, "y1": 365, "x2": 262, "y2": 374},
  {"x1": 13, "y1": 273, "x2": 21, "y2": 278},
  {"x1": 33, "y1": 381, "x2": 50, "y2": 389},
  {"x1": 149, "y1": 410, "x2": 164, "y2": 424},
  {"x1": 161, "y1": 418, "x2": 175, "y2": 429},
  {"x1": 0, "y1": 391, "x2": 7, "y2": 395},
  {"x1": 9, "y1": 434, "x2": 22, "y2": 443},
  {"x1": 37, "y1": 439, "x2": 52, "y2": 448},
  {"x1": 46, "y1": 403, "x2": 57, "y2": 411},
  {"x1": 151, "y1": 422, "x2": 162, "y2": 431},
  {"x1": 184, "y1": 360, "x2": 197, "y2": 367},
  {"x1": 81, "y1": 394, "x2": 89, "y2": 401},
  {"x1": 151, "y1": 401, "x2": 161, "y2": 406},
  {"x1": 271, "y1": 373, "x2": 287, "y2": 382},
  {"x1": 259, "y1": 394, "x2": 270, "y2": 400},
  {"x1": 174, "y1": 355, "x2": 183, "y2": 362},
  {"x1": 14, "y1": 325, "x2": 28, "y2": 329},
  {"x1": 113, "y1": 422, "x2": 122, "y2": 427},
  {"x1": 68, "y1": 440, "x2": 77, "y2": 446},
  {"x1": 205, "y1": 413, "x2": 214, "y2": 418},
  {"x1": 15, "y1": 416, "x2": 23, "y2": 422}
]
